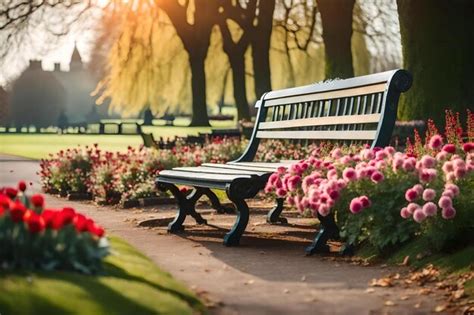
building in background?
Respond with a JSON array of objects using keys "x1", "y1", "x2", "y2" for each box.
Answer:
[{"x1": 7, "y1": 45, "x2": 109, "y2": 128}]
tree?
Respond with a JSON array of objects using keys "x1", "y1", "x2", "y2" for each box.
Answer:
[
  {"x1": 249, "y1": 0, "x2": 276, "y2": 99},
  {"x1": 273, "y1": 0, "x2": 320, "y2": 86},
  {"x1": 217, "y1": 0, "x2": 258, "y2": 121},
  {"x1": 317, "y1": 0, "x2": 355, "y2": 79},
  {"x1": 157, "y1": 0, "x2": 220, "y2": 126},
  {"x1": 397, "y1": 0, "x2": 474, "y2": 124}
]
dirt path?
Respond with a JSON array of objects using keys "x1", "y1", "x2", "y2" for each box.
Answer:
[{"x1": 0, "y1": 154, "x2": 444, "y2": 315}]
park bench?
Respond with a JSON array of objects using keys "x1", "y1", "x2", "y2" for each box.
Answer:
[{"x1": 156, "y1": 69, "x2": 412, "y2": 254}]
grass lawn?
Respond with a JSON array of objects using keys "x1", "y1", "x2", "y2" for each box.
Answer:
[
  {"x1": 0, "y1": 236, "x2": 205, "y2": 315},
  {"x1": 0, "y1": 120, "x2": 236, "y2": 159}
]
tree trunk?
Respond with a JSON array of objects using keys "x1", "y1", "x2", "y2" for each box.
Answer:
[
  {"x1": 189, "y1": 53, "x2": 211, "y2": 126},
  {"x1": 229, "y1": 54, "x2": 250, "y2": 121},
  {"x1": 317, "y1": 0, "x2": 355, "y2": 79},
  {"x1": 397, "y1": 0, "x2": 474, "y2": 125},
  {"x1": 251, "y1": 0, "x2": 275, "y2": 99}
]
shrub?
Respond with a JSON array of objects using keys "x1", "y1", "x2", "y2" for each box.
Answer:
[
  {"x1": 264, "y1": 110, "x2": 474, "y2": 253},
  {"x1": 0, "y1": 183, "x2": 109, "y2": 273}
]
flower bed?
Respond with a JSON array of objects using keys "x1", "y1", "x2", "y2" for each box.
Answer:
[
  {"x1": 265, "y1": 110, "x2": 474, "y2": 253},
  {"x1": 0, "y1": 182, "x2": 108, "y2": 273},
  {"x1": 39, "y1": 137, "x2": 248, "y2": 206}
]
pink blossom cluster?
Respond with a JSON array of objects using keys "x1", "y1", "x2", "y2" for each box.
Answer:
[{"x1": 264, "y1": 136, "x2": 474, "y2": 224}]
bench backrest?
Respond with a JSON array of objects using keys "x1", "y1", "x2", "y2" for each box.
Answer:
[{"x1": 236, "y1": 69, "x2": 412, "y2": 162}]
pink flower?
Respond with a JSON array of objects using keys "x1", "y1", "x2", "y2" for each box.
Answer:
[
  {"x1": 429, "y1": 134, "x2": 443, "y2": 150},
  {"x1": 358, "y1": 196, "x2": 371, "y2": 208},
  {"x1": 286, "y1": 195, "x2": 295, "y2": 205},
  {"x1": 370, "y1": 171, "x2": 384, "y2": 183},
  {"x1": 287, "y1": 175, "x2": 301, "y2": 192},
  {"x1": 436, "y1": 151, "x2": 448, "y2": 161},
  {"x1": 422, "y1": 188, "x2": 436, "y2": 201},
  {"x1": 327, "y1": 169, "x2": 338, "y2": 180},
  {"x1": 331, "y1": 148, "x2": 343, "y2": 159},
  {"x1": 407, "y1": 203, "x2": 420, "y2": 214},
  {"x1": 413, "y1": 209, "x2": 427, "y2": 223},
  {"x1": 384, "y1": 146, "x2": 396, "y2": 156},
  {"x1": 339, "y1": 156, "x2": 352, "y2": 165},
  {"x1": 442, "y1": 144, "x2": 456, "y2": 154},
  {"x1": 268, "y1": 173, "x2": 279, "y2": 185},
  {"x1": 438, "y1": 196, "x2": 452, "y2": 209},
  {"x1": 405, "y1": 189, "x2": 418, "y2": 202},
  {"x1": 402, "y1": 158, "x2": 416, "y2": 172},
  {"x1": 419, "y1": 168, "x2": 437, "y2": 182},
  {"x1": 277, "y1": 167, "x2": 287, "y2": 174},
  {"x1": 375, "y1": 150, "x2": 387, "y2": 160},
  {"x1": 454, "y1": 168, "x2": 467, "y2": 179},
  {"x1": 463, "y1": 142, "x2": 474, "y2": 153},
  {"x1": 362, "y1": 149, "x2": 375, "y2": 160},
  {"x1": 420, "y1": 155, "x2": 436, "y2": 168},
  {"x1": 441, "y1": 207, "x2": 456, "y2": 219},
  {"x1": 349, "y1": 198, "x2": 363, "y2": 214},
  {"x1": 328, "y1": 190, "x2": 340, "y2": 201},
  {"x1": 342, "y1": 168, "x2": 357, "y2": 182},
  {"x1": 422, "y1": 202, "x2": 437, "y2": 216},
  {"x1": 276, "y1": 188, "x2": 287, "y2": 197},
  {"x1": 442, "y1": 161, "x2": 454, "y2": 173},
  {"x1": 413, "y1": 184, "x2": 424, "y2": 195},
  {"x1": 400, "y1": 207, "x2": 411, "y2": 219},
  {"x1": 441, "y1": 189, "x2": 454, "y2": 198},
  {"x1": 318, "y1": 205, "x2": 330, "y2": 217},
  {"x1": 444, "y1": 183, "x2": 460, "y2": 196}
]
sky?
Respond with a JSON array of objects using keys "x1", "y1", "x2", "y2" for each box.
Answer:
[{"x1": 0, "y1": 6, "x2": 100, "y2": 88}]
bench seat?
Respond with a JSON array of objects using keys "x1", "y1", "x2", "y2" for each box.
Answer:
[{"x1": 156, "y1": 69, "x2": 412, "y2": 253}]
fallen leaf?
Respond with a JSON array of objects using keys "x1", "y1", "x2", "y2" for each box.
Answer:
[
  {"x1": 301, "y1": 275, "x2": 306, "y2": 282},
  {"x1": 384, "y1": 300, "x2": 395, "y2": 306},
  {"x1": 434, "y1": 304, "x2": 447, "y2": 313},
  {"x1": 365, "y1": 288, "x2": 375, "y2": 293},
  {"x1": 400, "y1": 296, "x2": 409, "y2": 300},
  {"x1": 452, "y1": 289, "x2": 465, "y2": 300},
  {"x1": 414, "y1": 303, "x2": 421, "y2": 308},
  {"x1": 244, "y1": 279, "x2": 254, "y2": 285},
  {"x1": 283, "y1": 289, "x2": 290, "y2": 294},
  {"x1": 418, "y1": 288, "x2": 432, "y2": 295},
  {"x1": 370, "y1": 278, "x2": 393, "y2": 287}
]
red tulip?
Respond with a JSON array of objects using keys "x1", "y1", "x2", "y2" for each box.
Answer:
[
  {"x1": 25, "y1": 211, "x2": 46, "y2": 234},
  {"x1": 10, "y1": 201, "x2": 26, "y2": 222},
  {"x1": 0, "y1": 194, "x2": 10, "y2": 207},
  {"x1": 31, "y1": 194, "x2": 45, "y2": 208},
  {"x1": 87, "y1": 219, "x2": 105, "y2": 237},
  {"x1": 5, "y1": 188, "x2": 17, "y2": 199},
  {"x1": 41, "y1": 209, "x2": 58, "y2": 228},
  {"x1": 73, "y1": 214, "x2": 88, "y2": 232},
  {"x1": 18, "y1": 181, "x2": 27, "y2": 192},
  {"x1": 51, "y1": 207, "x2": 76, "y2": 229}
]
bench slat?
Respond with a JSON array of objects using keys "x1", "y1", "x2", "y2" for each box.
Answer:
[
  {"x1": 172, "y1": 166, "x2": 268, "y2": 176},
  {"x1": 201, "y1": 163, "x2": 279, "y2": 172},
  {"x1": 264, "y1": 83, "x2": 386, "y2": 107},
  {"x1": 256, "y1": 130, "x2": 377, "y2": 140},
  {"x1": 226, "y1": 161, "x2": 295, "y2": 168},
  {"x1": 159, "y1": 170, "x2": 253, "y2": 182},
  {"x1": 260, "y1": 113, "x2": 380, "y2": 130}
]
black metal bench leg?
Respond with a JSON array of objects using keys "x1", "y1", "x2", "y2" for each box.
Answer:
[
  {"x1": 186, "y1": 188, "x2": 208, "y2": 225},
  {"x1": 266, "y1": 198, "x2": 288, "y2": 224},
  {"x1": 156, "y1": 183, "x2": 207, "y2": 233},
  {"x1": 305, "y1": 212, "x2": 339, "y2": 255},
  {"x1": 223, "y1": 197, "x2": 249, "y2": 246},
  {"x1": 201, "y1": 188, "x2": 235, "y2": 214}
]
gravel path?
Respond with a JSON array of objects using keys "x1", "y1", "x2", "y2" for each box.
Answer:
[{"x1": 0, "y1": 154, "x2": 443, "y2": 315}]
